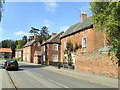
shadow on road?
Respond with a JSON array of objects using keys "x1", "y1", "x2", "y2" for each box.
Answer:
[{"x1": 17, "y1": 64, "x2": 48, "y2": 71}]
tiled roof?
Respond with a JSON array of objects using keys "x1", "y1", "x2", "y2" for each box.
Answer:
[
  {"x1": 60, "y1": 17, "x2": 93, "y2": 38},
  {"x1": 23, "y1": 40, "x2": 35, "y2": 47},
  {"x1": 42, "y1": 31, "x2": 64, "y2": 45},
  {"x1": 0, "y1": 48, "x2": 12, "y2": 53}
]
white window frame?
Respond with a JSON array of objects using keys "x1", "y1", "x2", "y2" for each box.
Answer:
[
  {"x1": 38, "y1": 42, "x2": 40, "y2": 46},
  {"x1": 33, "y1": 43, "x2": 36, "y2": 46},
  {"x1": 52, "y1": 55, "x2": 58, "y2": 62},
  {"x1": 82, "y1": 36, "x2": 87, "y2": 48},
  {"x1": 53, "y1": 44, "x2": 58, "y2": 51},
  {"x1": 64, "y1": 42, "x2": 67, "y2": 50},
  {"x1": 43, "y1": 45, "x2": 45, "y2": 51},
  {"x1": 43, "y1": 55, "x2": 46, "y2": 61}
]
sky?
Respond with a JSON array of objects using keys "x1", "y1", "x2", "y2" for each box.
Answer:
[{"x1": 1, "y1": 2, "x2": 91, "y2": 41}]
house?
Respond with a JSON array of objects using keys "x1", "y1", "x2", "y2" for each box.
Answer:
[
  {"x1": 41, "y1": 32, "x2": 64, "y2": 66},
  {"x1": 23, "y1": 34, "x2": 42, "y2": 64},
  {"x1": 15, "y1": 49, "x2": 23, "y2": 60},
  {"x1": 60, "y1": 12, "x2": 118, "y2": 77},
  {"x1": 0, "y1": 48, "x2": 12, "y2": 59}
]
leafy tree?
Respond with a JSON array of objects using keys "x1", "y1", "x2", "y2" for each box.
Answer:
[
  {"x1": 16, "y1": 40, "x2": 22, "y2": 50},
  {"x1": 22, "y1": 35, "x2": 27, "y2": 46},
  {"x1": 29, "y1": 27, "x2": 39, "y2": 35},
  {"x1": 90, "y1": 2, "x2": 120, "y2": 64},
  {"x1": 39, "y1": 26, "x2": 50, "y2": 43},
  {"x1": 29, "y1": 26, "x2": 50, "y2": 44},
  {"x1": 29, "y1": 27, "x2": 39, "y2": 40}
]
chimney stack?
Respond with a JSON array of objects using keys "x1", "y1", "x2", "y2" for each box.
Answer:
[
  {"x1": 80, "y1": 11, "x2": 87, "y2": 22},
  {"x1": 52, "y1": 33, "x2": 57, "y2": 37},
  {"x1": 27, "y1": 38, "x2": 30, "y2": 42},
  {"x1": 34, "y1": 34, "x2": 38, "y2": 42}
]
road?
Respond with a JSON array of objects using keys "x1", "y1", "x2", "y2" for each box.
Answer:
[{"x1": 0, "y1": 61, "x2": 118, "y2": 90}]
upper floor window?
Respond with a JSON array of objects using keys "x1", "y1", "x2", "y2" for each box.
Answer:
[
  {"x1": 38, "y1": 42, "x2": 40, "y2": 46},
  {"x1": 33, "y1": 43, "x2": 36, "y2": 46},
  {"x1": 64, "y1": 42, "x2": 67, "y2": 50},
  {"x1": 43, "y1": 45, "x2": 46, "y2": 51},
  {"x1": 53, "y1": 44, "x2": 58, "y2": 51},
  {"x1": 82, "y1": 36, "x2": 87, "y2": 48}
]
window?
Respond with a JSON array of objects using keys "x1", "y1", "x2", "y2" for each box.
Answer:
[
  {"x1": 33, "y1": 43, "x2": 36, "y2": 46},
  {"x1": 64, "y1": 42, "x2": 67, "y2": 50},
  {"x1": 43, "y1": 45, "x2": 46, "y2": 51},
  {"x1": 53, "y1": 44, "x2": 58, "y2": 51},
  {"x1": 43, "y1": 55, "x2": 46, "y2": 61},
  {"x1": 82, "y1": 37, "x2": 87, "y2": 48},
  {"x1": 52, "y1": 55, "x2": 58, "y2": 62},
  {"x1": 38, "y1": 42, "x2": 40, "y2": 46}
]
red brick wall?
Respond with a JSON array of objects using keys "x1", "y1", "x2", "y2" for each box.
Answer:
[
  {"x1": 60, "y1": 27, "x2": 118, "y2": 77},
  {"x1": 15, "y1": 51, "x2": 23, "y2": 59},
  {"x1": 47, "y1": 44, "x2": 61, "y2": 65},
  {"x1": 23, "y1": 41, "x2": 41, "y2": 63},
  {"x1": 23, "y1": 46, "x2": 31, "y2": 62},
  {"x1": 75, "y1": 52, "x2": 118, "y2": 77},
  {"x1": 61, "y1": 28, "x2": 103, "y2": 62}
]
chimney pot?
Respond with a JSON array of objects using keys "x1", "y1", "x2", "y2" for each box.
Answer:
[
  {"x1": 80, "y1": 11, "x2": 87, "y2": 22},
  {"x1": 52, "y1": 33, "x2": 57, "y2": 37}
]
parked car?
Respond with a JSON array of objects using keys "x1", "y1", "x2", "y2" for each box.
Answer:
[{"x1": 3, "y1": 60, "x2": 19, "y2": 71}]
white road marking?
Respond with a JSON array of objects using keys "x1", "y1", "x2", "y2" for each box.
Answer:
[{"x1": 48, "y1": 79, "x2": 70, "y2": 88}]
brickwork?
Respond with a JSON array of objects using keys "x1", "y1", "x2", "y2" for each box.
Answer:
[
  {"x1": 47, "y1": 44, "x2": 61, "y2": 64},
  {"x1": 60, "y1": 24, "x2": 118, "y2": 77},
  {"x1": 42, "y1": 32, "x2": 64, "y2": 65},
  {"x1": 23, "y1": 41, "x2": 41, "y2": 63},
  {"x1": 75, "y1": 52, "x2": 118, "y2": 77},
  {"x1": 61, "y1": 28, "x2": 104, "y2": 63}
]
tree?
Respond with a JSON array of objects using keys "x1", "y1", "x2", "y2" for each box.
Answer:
[
  {"x1": 39, "y1": 26, "x2": 50, "y2": 43},
  {"x1": 29, "y1": 26, "x2": 50, "y2": 44},
  {"x1": 22, "y1": 35, "x2": 27, "y2": 46},
  {"x1": 29, "y1": 27, "x2": 39, "y2": 40},
  {"x1": 90, "y1": 2, "x2": 120, "y2": 64},
  {"x1": 16, "y1": 40, "x2": 22, "y2": 50}
]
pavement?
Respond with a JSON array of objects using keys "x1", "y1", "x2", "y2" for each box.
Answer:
[{"x1": 19, "y1": 61, "x2": 118, "y2": 88}]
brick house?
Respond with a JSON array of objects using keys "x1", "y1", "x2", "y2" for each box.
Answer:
[
  {"x1": 41, "y1": 32, "x2": 64, "y2": 65},
  {"x1": 60, "y1": 12, "x2": 118, "y2": 77},
  {"x1": 15, "y1": 49, "x2": 23, "y2": 59},
  {"x1": 0, "y1": 48, "x2": 12, "y2": 59},
  {"x1": 23, "y1": 34, "x2": 42, "y2": 64}
]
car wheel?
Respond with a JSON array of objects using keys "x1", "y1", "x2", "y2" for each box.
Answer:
[{"x1": 5, "y1": 66, "x2": 8, "y2": 70}]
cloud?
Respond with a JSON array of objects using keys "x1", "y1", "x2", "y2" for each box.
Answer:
[
  {"x1": 60, "y1": 26, "x2": 69, "y2": 32},
  {"x1": 42, "y1": 19, "x2": 53, "y2": 27},
  {"x1": 14, "y1": 31, "x2": 29, "y2": 36},
  {"x1": 42, "y1": 0, "x2": 58, "y2": 12}
]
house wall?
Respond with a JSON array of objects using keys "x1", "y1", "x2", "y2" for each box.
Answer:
[
  {"x1": 61, "y1": 28, "x2": 103, "y2": 62},
  {"x1": 47, "y1": 44, "x2": 61, "y2": 65},
  {"x1": 15, "y1": 51, "x2": 23, "y2": 59},
  {"x1": 23, "y1": 46, "x2": 31, "y2": 62},
  {"x1": 23, "y1": 41, "x2": 41, "y2": 63},
  {"x1": 61, "y1": 27, "x2": 118, "y2": 77}
]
